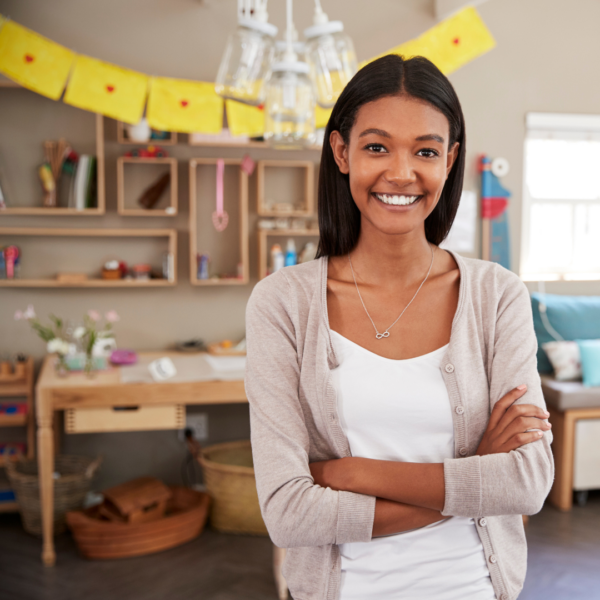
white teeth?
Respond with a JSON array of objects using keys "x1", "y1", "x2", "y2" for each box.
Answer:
[{"x1": 375, "y1": 193, "x2": 420, "y2": 206}]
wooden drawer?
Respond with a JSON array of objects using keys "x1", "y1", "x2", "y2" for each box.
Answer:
[{"x1": 65, "y1": 405, "x2": 185, "y2": 434}]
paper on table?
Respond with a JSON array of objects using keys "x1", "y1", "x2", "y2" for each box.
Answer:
[
  {"x1": 204, "y1": 355, "x2": 246, "y2": 372},
  {"x1": 119, "y1": 354, "x2": 245, "y2": 385}
]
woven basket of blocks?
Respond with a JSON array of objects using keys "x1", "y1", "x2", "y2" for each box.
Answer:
[
  {"x1": 6, "y1": 454, "x2": 101, "y2": 536},
  {"x1": 197, "y1": 440, "x2": 268, "y2": 536}
]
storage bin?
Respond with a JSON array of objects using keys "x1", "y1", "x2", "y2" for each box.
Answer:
[
  {"x1": 6, "y1": 454, "x2": 101, "y2": 536},
  {"x1": 197, "y1": 440, "x2": 268, "y2": 536},
  {"x1": 65, "y1": 405, "x2": 184, "y2": 433}
]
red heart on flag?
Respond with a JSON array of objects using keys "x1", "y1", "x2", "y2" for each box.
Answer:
[
  {"x1": 106, "y1": 85, "x2": 115, "y2": 93},
  {"x1": 24, "y1": 54, "x2": 34, "y2": 63},
  {"x1": 180, "y1": 100, "x2": 189, "y2": 108},
  {"x1": 453, "y1": 37, "x2": 460, "y2": 45},
  {"x1": 257, "y1": 104, "x2": 264, "y2": 111}
]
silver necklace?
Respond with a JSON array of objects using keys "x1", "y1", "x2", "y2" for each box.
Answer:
[{"x1": 348, "y1": 244, "x2": 435, "y2": 340}]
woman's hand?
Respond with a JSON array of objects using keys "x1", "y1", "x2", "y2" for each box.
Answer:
[
  {"x1": 309, "y1": 457, "x2": 348, "y2": 491},
  {"x1": 476, "y1": 385, "x2": 551, "y2": 456}
]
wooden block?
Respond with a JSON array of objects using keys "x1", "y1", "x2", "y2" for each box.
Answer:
[
  {"x1": 56, "y1": 273, "x2": 89, "y2": 283},
  {"x1": 103, "y1": 477, "x2": 172, "y2": 518}
]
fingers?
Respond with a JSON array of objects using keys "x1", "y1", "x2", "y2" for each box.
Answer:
[
  {"x1": 495, "y1": 403, "x2": 550, "y2": 438},
  {"x1": 502, "y1": 430, "x2": 546, "y2": 453},
  {"x1": 487, "y1": 385, "x2": 528, "y2": 431},
  {"x1": 498, "y1": 415, "x2": 552, "y2": 445}
]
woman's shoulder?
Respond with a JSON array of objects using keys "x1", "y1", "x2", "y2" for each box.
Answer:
[{"x1": 247, "y1": 258, "x2": 324, "y2": 315}]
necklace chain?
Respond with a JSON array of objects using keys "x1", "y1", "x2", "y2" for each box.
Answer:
[{"x1": 348, "y1": 244, "x2": 435, "y2": 340}]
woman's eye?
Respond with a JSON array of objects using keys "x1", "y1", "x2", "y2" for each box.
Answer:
[
  {"x1": 417, "y1": 148, "x2": 440, "y2": 158},
  {"x1": 364, "y1": 143, "x2": 387, "y2": 153}
]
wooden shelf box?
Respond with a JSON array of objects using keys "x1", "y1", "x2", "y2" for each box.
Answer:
[
  {"x1": 0, "y1": 85, "x2": 106, "y2": 216},
  {"x1": 117, "y1": 157, "x2": 178, "y2": 216},
  {"x1": 117, "y1": 121, "x2": 177, "y2": 146},
  {"x1": 0, "y1": 228, "x2": 177, "y2": 287},
  {"x1": 257, "y1": 160, "x2": 315, "y2": 217},
  {"x1": 258, "y1": 229, "x2": 319, "y2": 280},
  {"x1": 189, "y1": 159, "x2": 249, "y2": 286}
]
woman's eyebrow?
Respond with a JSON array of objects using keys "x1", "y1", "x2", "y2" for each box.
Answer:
[
  {"x1": 358, "y1": 128, "x2": 391, "y2": 138},
  {"x1": 415, "y1": 134, "x2": 445, "y2": 143}
]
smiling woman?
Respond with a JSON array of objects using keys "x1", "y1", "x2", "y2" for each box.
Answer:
[{"x1": 245, "y1": 54, "x2": 554, "y2": 600}]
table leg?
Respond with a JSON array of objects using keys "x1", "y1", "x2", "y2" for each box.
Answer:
[
  {"x1": 273, "y1": 545, "x2": 288, "y2": 600},
  {"x1": 37, "y1": 389, "x2": 56, "y2": 566},
  {"x1": 548, "y1": 408, "x2": 575, "y2": 511}
]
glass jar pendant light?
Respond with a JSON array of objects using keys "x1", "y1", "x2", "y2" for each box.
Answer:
[
  {"x1": 304, "y1": 0, "x2": 358, "y2": 108},
  {"x1": 264, "y1": 0, "x2": 316, "y2": 149},
  {"x1": 215, "y1": 0, "x2": 278, "y2": 106}
]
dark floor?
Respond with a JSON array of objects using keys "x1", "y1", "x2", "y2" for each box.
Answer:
[{"x1": 1, "y1": 493, "x2": 599, "y2": 600}]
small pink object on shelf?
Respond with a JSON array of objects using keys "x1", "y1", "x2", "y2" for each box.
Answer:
[{"x1": 110, "y1": 350, "x2": 138, "y2": 366}]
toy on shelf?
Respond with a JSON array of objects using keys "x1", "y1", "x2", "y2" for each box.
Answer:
[
  {"x1": 137, "y1": 172, "x2": 171, "y2": 210},
  {"x1": 479, "y1": 155, "x2": 511, "y2": 270},
  {"x1": 124, "y1": 145, "x2": 168, "y2": 158},
  {"x1": 208, "y1": 338, "x2": 246, "y2": 356},
  {"x1": 40, "y1": 138, "x2": 70, "y2": 207},
  {"x1": 212, "y1": 159, "x2": 229, "y2": 232},
  {"x1": 0, "y1": 245, "x2": 20, "y2": 279}
]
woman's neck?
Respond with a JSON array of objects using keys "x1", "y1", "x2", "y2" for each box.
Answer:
[{"x1": 349, "y1": 220, "x2": 434, "y2": 287}]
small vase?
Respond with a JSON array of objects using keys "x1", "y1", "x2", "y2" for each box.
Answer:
[
  {"x1": 54, "y1": 355, "x2": 69, "y2": 378},
  {"x1": 84, "y1": 353, "x2": 95, "y2": 378}
]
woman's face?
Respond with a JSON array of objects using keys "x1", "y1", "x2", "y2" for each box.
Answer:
[{"x1": 330, "y1": 94, "x2": 459, "y2": 238}]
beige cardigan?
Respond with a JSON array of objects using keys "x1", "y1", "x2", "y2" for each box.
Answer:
[{"x1": 245, "y1": 251, "x2": 554, "y2": 600}]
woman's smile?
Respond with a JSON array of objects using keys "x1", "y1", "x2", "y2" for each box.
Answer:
[{"x1": 372, "y1": 192, "x2": 424, "y2": 209}]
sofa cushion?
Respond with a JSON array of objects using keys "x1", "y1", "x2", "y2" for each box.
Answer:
[
  {"x1": 577, "y1": 340, "x2": 600, "y2": 388},
  {"x1": 541, "y1": 375, "x2": 600, "y2": 411},
  {"x1": 531, "y1": 293, "x2": 600, "y2": 374}
]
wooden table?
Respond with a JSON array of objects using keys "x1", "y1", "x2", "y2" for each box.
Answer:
[
  {"x1": 36, "y1": 352, "x2": 247, "y2": 566},
  {"x1": 548, "y1": 405, "x2": 600, "y2": 511}
]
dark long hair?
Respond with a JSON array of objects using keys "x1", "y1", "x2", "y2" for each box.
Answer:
[{"x1": 316, "y1": 54, "x2": 466, "y2": 257}]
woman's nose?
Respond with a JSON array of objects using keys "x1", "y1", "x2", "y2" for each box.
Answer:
[{"x1": 384, "y1": 152, "x2": 417, "y2": 186}]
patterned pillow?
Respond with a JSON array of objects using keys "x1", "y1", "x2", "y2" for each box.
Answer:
[{"x1": 541, "y1": 341, "x2": 582, "y2": 381}]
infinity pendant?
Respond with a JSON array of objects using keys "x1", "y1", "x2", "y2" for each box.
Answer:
[{"x1": 376, "y1": 331, "x2": 390, "y2": 339}]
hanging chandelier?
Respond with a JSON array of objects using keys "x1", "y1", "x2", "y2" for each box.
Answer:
[{"x1": 215, "y1": 0, "x2": 358, "y2": 148}]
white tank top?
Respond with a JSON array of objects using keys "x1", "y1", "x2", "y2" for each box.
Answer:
[{"x1": 330, "y1": 330, "x2": 495, "y2": 600}]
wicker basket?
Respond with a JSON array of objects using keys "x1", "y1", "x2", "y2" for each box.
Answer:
[
  {"x1": 6, "y1": 455, "x2": 101, "y2": 536},
  {"x1": 197, "y1": 440, "x2": 268, "y2": 536}
]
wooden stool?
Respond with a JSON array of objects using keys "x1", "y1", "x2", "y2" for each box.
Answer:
[{"x1": 273, "y1": 545, "x2": 288, "y2": 600}]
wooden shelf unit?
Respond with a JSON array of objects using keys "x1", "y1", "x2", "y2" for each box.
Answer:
[
  {"x1": 117, "y1": 157, "x2": 178, "y2": 216},
  {"x1": 0, "y1": 227, "x2": 177, "y2": 287},
  {"x1": 189, "y1": 158, "x2": 249, "y2": 286},
  {"x1": 0, "y1": 356, "x2": 35, "y2": 513},
  {"x1": 116, "y1": 121, "x2": 177, "y2": 145},
  {"x1": 258, "y1": 229, "x2": 319, "y2": 280},
  {"x1": 257, "y1": 160, "x2": 315, "y2": 217},
  {"x1": 0, "y1": 113, "x2": 106, "y2": 216}
]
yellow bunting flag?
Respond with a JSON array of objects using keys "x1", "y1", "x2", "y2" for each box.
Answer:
[
  {"x1": 362, "y1": 7, "x2": 495, "y2": 75},
  {"x1": 64, "y1": 55, "x2": 148, "y2": 124},
  {"x1": 0, "y1": 20, "x2": 75, "y2": 100},
  {"x1": 226, "y1": 100, "x2": 265, "y2": 137},
  {"x1": 147, "y1": 77, "x2": 223, "y2": 134},
  {"x1": 315, "y1": 104, "x2": 333, "y2": 130}
]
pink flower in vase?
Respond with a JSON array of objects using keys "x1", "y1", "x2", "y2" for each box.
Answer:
[
  {"x1": 23, "y1": 305, "x2": 36, "y2": 319},
  {"x1": 88, "y1": 309, "x2": 101, "y2": 322},
  {"x1": 14, "y1": 310, "x2": 23, "y2": 321},
  {"x1": 105, "y1": 310, "x2": 120, "y2": 323}
]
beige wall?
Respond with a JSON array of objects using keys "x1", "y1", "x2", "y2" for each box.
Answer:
[{"x1": 2, "y1": 0, "x2": 600, "y2": 487}]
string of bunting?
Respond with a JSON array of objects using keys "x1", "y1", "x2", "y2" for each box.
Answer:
[{"x1": 0, "y1": 8, "x2": 494, "y2": 136}]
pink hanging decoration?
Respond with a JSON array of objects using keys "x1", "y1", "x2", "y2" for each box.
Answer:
[{"x1": 212, "y1": 158, "x2": 229, "y2": 232}]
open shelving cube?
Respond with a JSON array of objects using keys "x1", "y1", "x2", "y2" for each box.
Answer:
[
  {"x1": 257, "y1": 160, "x2": 315, "y2": 217},
  {"x1": 0, "y1": 85, "x2": 106, "y2": 216},
  {"x1": 117, "y1": 121, "x2": 177, "y2": 145},
  {"x1": 0, "y1": 228, "x2": 177, "y2": 287},
  {"x1": 189, "y1": 158, "x2": 249, "y2": 286},
  {"x1": 258, "y1": 229, "x2": 319, "y2": 280},
  {"x1": 117, "y1": 157, "x2": 178, "y2": 216}
]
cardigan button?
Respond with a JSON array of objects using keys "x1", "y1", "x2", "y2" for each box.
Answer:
[
  {"x1": 459, "y1": 447, "x2": 468, "y2": 456},
  {"x1": 455, "y1": 406, "x2": 465, "y2": 415},
  {"x1": 479, "y1": 517, "x2": 487, "y2": 527},
  {"x1": 445, "y1": 363, "x2": 455, "y2": 373},
  {"x1": 500, "y1": 594, "x2": 508, "y2": 600},
  {"x1": 489, "y1": 554, "x2": 498, "y2": 564}
]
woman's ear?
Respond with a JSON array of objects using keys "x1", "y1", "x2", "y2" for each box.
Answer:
[
  {"x1": 446, "y1": 142, "x2": 459, "y2": 178},
  {"x1": 329, "y1": 130, "x2": 350, "y2": 175}
]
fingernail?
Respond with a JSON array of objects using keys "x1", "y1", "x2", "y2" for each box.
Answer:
[
  {"x1": 544, "y1": 411, "x2": 550, "y2": 417},
  {"x1": 517, "y1": 384, "x2": 527, "y2": 390},
  {"x1": 537, "y1": 431, "x2": 543, "y2": 436}
]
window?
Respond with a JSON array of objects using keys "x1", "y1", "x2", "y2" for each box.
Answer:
[{"x1": 521, "y1": 113, "x2": 600, "y2": 281}]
